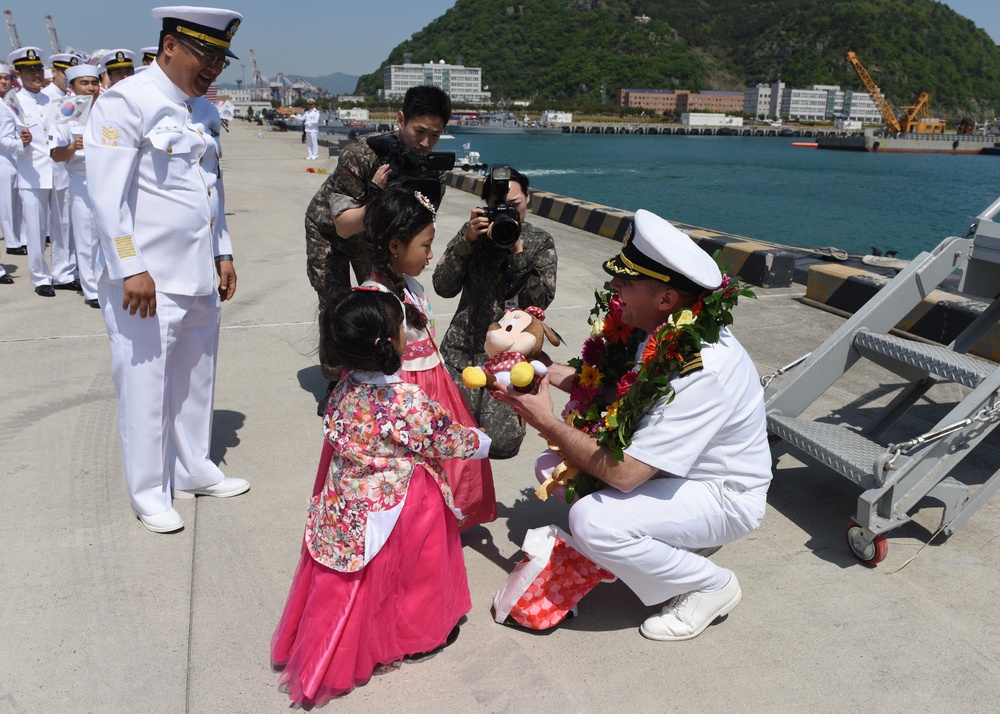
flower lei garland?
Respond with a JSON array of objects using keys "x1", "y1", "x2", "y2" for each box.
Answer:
[{"x1": 556, "y1": 253, "x2": 756, "y2": 502}]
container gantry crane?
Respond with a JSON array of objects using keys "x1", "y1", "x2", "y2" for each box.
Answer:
[
  {"x1": 4, "y1": 9, "x2": 21, "y2": 52},
  {"x1": 45, "y1": 14, "x2": 61, "y2": 54}
]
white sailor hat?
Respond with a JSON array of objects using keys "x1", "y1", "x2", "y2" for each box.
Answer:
[
  {"x1": 100, "y1": 49, "x2": 135, "y2": 71},
  {"x1": 49, "y1": 52, "x2": 82, "y2": 70},
  {"x1": 134, "y1": 65, "x2": 150, "y2": 74},
  {"x1": 66, "y1": 64, "x2": 101, "y2": 82},
  {"x1": 0, "y1": 63, "x2": 9, "y2": 75},
  {"x1": 43, "y1": 68, "x2": 53, "y2": 79},
  {"x1": 603, "y1": 209, "x2": 722, "y2": 293},
  {"x1": 140, "y1": 46, "x2": 159, "y2": 63},
  {"x1": 152, "y1": 6, "x2": 243, "y2": 59},
  {"x1": 7, "y1": 47, "x2": 44, "y2": 69}
]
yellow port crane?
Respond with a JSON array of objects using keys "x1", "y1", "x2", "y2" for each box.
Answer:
[{"x1": 845, "y1": 51, "x2": 946, "y2": 134}]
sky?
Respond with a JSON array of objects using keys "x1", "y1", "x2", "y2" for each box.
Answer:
[{"x1": 2, "y1": 0, "x2": 998, "y2": 86}]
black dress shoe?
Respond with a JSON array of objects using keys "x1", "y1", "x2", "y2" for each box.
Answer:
[
  {"x1": 84, "y1": 298, "x2": 100, "y2": 308},
  {"x1": 54, "y1": 280, "x2": 82, "y2": 291},
  {"x1": 35, "y1": 285, "x2": 55, "y2": 297},
  {"x1": 0, "y1": 274, "x2": 13, "y2": 284},
  {"x1": 5, "y1": 246, "x2": 27, "y2": 255}
]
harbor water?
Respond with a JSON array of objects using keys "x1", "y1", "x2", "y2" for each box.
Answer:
[{"x1": 437, "y1": 133, "x2": 1000, "y2": 259}]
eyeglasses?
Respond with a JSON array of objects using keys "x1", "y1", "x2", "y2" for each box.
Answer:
[{"x1": 176, "y1": 35, "x2": 230, "y2": 70}]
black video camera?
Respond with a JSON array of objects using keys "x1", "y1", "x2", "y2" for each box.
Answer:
[
  {"x1": 481, "y1": 164, "x2": 521, "y2": 249},
  {"x1": 366, "y1": 134, "x2": 455, "y2": 209}
]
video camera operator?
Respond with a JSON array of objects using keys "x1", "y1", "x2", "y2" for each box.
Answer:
[
  {"x1": 304, "y1": 85, "x2": 452, "y2": 415},
  {"x1": 433, "y1": 165, "x2": 557, "y2": 458}
]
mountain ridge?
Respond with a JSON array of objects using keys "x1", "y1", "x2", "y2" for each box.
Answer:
[{"x1": 354, "y1": 0, "x2": 1000, "y2": 118}]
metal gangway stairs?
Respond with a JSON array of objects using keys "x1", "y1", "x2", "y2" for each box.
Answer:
[{"x1": 763, "y1": 196, "x2": 1000, "y2": 565}]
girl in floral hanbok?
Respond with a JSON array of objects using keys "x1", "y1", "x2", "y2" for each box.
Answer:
[
  {"x1": 362, "y1": 188, "x2": 498, "y2": 530},
  {"x1": 271, "y1": 289, "x2": 491, "y2": 705}
]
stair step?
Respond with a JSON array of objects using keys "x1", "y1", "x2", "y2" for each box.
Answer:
[
  {"x1": 768, "y1": 414, "x2": 907, "y2": 489},
  {"x1": 853, "y1": 330, "x2": 995, "y2": 389}
]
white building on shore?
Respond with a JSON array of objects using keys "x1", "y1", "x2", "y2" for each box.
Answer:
[
  {"x1": 744, "y1": 81, "x2": 883, "y2": 123},
  {"x1": 680, "y1": 113, "x2": 744, "y2": 127},
  {"x1": 379, "y1": 56, "x2": 491, "y2": 105}
]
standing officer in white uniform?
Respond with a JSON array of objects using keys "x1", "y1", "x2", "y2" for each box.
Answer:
[
  {"x1": 303, "y1": 98, "x2": 320, "y2": 160},
  {"x1": 4, "y1": 47, "x2": 75, "y2": 296},
  {"x1": 0, "y1": 62, "x2": 23, "y2": 267},
  {"x1": 496, "y1": 210, "x2": 772, "y2": 641},
  {"x1": 99, "y1": 50, "x2": 136, "y2": 88},
  {"x1": 140, "y1": 46, "x2": 159, "y2": 66},
  {"x1": 50, "y1": 63, "x2": 101, "y2": 307},
  {"x1": 85, "y1": 5, "x2": 249, "y2": 533},
  {"x1": 44, "y1": 53, "x2": 81, "y2": 100},
  {"x1": 44, "y1": 53, "x2": 81, "y2": 284}
]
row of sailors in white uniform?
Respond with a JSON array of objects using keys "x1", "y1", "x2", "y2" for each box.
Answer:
[{"x1": 0, "y1": 46, "x2": 157, "y2": 299}]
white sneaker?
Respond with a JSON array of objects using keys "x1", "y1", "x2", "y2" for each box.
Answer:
[
  {"x1": 173, "y1": 477, "x2": 250, "y2": 500},
  {"x1": 639, "y1": 574, "x2": 742, "y2": 641},
  {"x1": 132, "y1": 507, "x2": 184, "y2": 533}
]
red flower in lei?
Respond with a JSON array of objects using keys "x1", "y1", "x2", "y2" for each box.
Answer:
[{"x1": 601, "y1": 305, "x2": 633, "y2": 345}]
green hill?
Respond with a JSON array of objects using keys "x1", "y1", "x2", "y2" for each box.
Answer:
[{"x1": 355, "y1": 0, "x2": 1000, "y2": 118}]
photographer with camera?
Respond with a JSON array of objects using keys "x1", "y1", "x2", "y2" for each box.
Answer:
[
  {"x1": 305, "y1": 86, "x2": 452, "y2": 415},
  {"x1": 433, "y1": 165, "x2": 557, "y2": 458}
]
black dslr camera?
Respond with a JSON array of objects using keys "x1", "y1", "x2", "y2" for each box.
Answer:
[
  {"x1": 366, "y1": 134, "x2": 455, "y2": 209},
  {"x1": 481, "y1": 164, "x2": 521, "y2": 249}
]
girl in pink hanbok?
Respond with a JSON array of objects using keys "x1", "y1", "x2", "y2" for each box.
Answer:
[
  {"x1": 362, "y1": 188, "x2": 498, "y2": 530},
  {"x1": 271, "y1": 289, "x2": 491, "y2": 705}
]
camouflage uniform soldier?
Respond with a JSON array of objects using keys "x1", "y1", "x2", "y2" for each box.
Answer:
[
  {"x1": 304, "y1": 86, "x2": 452, "y2": 414},
  {"x1": 433, "y1": 167, "x2": 557, "y2": 458}
]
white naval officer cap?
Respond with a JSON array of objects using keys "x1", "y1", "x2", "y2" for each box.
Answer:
[
  {"x1": 49, "y1": 52, "x2": 82, "y2": 69},
  {"x1": 7, "y1": 47, "x2": 44, "y2": 69},
  {"x1": 152, "y1": 6, "x2": 243, "y2": 59},
  {"x1": 603, "y1": 209, "x2": 722, "y2": 294},
  {"x1": 65, "y1": 64, "x2": 101, "y2": 82},
  {"x1": 140, "y1": 46, "x2": 159, "y2": 63},
  {"x1": 100, "y1": 49, "x2": 136, "y2": 71}
]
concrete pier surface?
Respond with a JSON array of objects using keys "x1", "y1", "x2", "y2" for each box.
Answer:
[{"x1": 1, "y1": 122, "x2": 998, "y2": 713}]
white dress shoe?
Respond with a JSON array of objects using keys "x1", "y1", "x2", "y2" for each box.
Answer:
[
  {"x1": 132, "y1": 507, "x2": 184, "y2": 533},
  {"x1": 173, "y1": 477, "x2": 250, "y2": 499},
  {"x1": 639, "y1": 574, "x2": 742, "y2": 641}
]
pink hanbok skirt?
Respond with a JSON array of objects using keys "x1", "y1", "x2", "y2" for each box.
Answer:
[
  {"x1": 402, "y1": 362, "x2": 497, "y2": 531},
  {"x1": 270, "y1": 463, "x2": 471, "y2": 705}
]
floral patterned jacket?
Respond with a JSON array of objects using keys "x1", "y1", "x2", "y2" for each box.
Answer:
[{"x1": 304, "y1": 371, "x2": 487, "y2": 572}]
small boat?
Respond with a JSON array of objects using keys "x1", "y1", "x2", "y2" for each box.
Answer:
[{"x1": 455, "y1": 147, "x2": 487, "y2": 173}]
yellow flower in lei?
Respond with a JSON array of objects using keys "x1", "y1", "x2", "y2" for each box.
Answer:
[
  {"x1": 578, "y1": 363, "x2": 603, "y2": 389},
  {"x1": 603, "y1": 402, "x2": 620, "y2": 429},
  {"x1": 589, "y1": 317, "x2": 605, "y2": 337},
  {"x1": 669, "y1": 309, "x2": 696, "y2": 327}
]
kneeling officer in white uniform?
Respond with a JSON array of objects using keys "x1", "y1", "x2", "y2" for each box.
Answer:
[
  {"x1": 85, "y1": 5, "x2": 248, "y2": 533},
  {"x1": 495, "y1": 210, "x2": 773, "y2": 640}
]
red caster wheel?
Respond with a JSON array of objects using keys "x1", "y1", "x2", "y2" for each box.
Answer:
[{"x1": 845, "y1": 520, "x2": 888, "y2": 566}]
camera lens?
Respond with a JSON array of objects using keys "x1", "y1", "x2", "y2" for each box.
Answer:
[{"x1": 491, "y1": 213, "x2": 520, "y2": 249}]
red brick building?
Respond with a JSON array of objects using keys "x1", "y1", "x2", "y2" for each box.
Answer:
[{"x1": 619, "y1": 88, "x2": 744, "y2": 115}]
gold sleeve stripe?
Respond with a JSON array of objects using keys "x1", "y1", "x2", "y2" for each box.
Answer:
[
  {"x1": 678, "y1": 354, "x2": 704, "y2": 376},
  {"x1": 114, "y1": 235, "x2": 137, "y2": 260}
]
